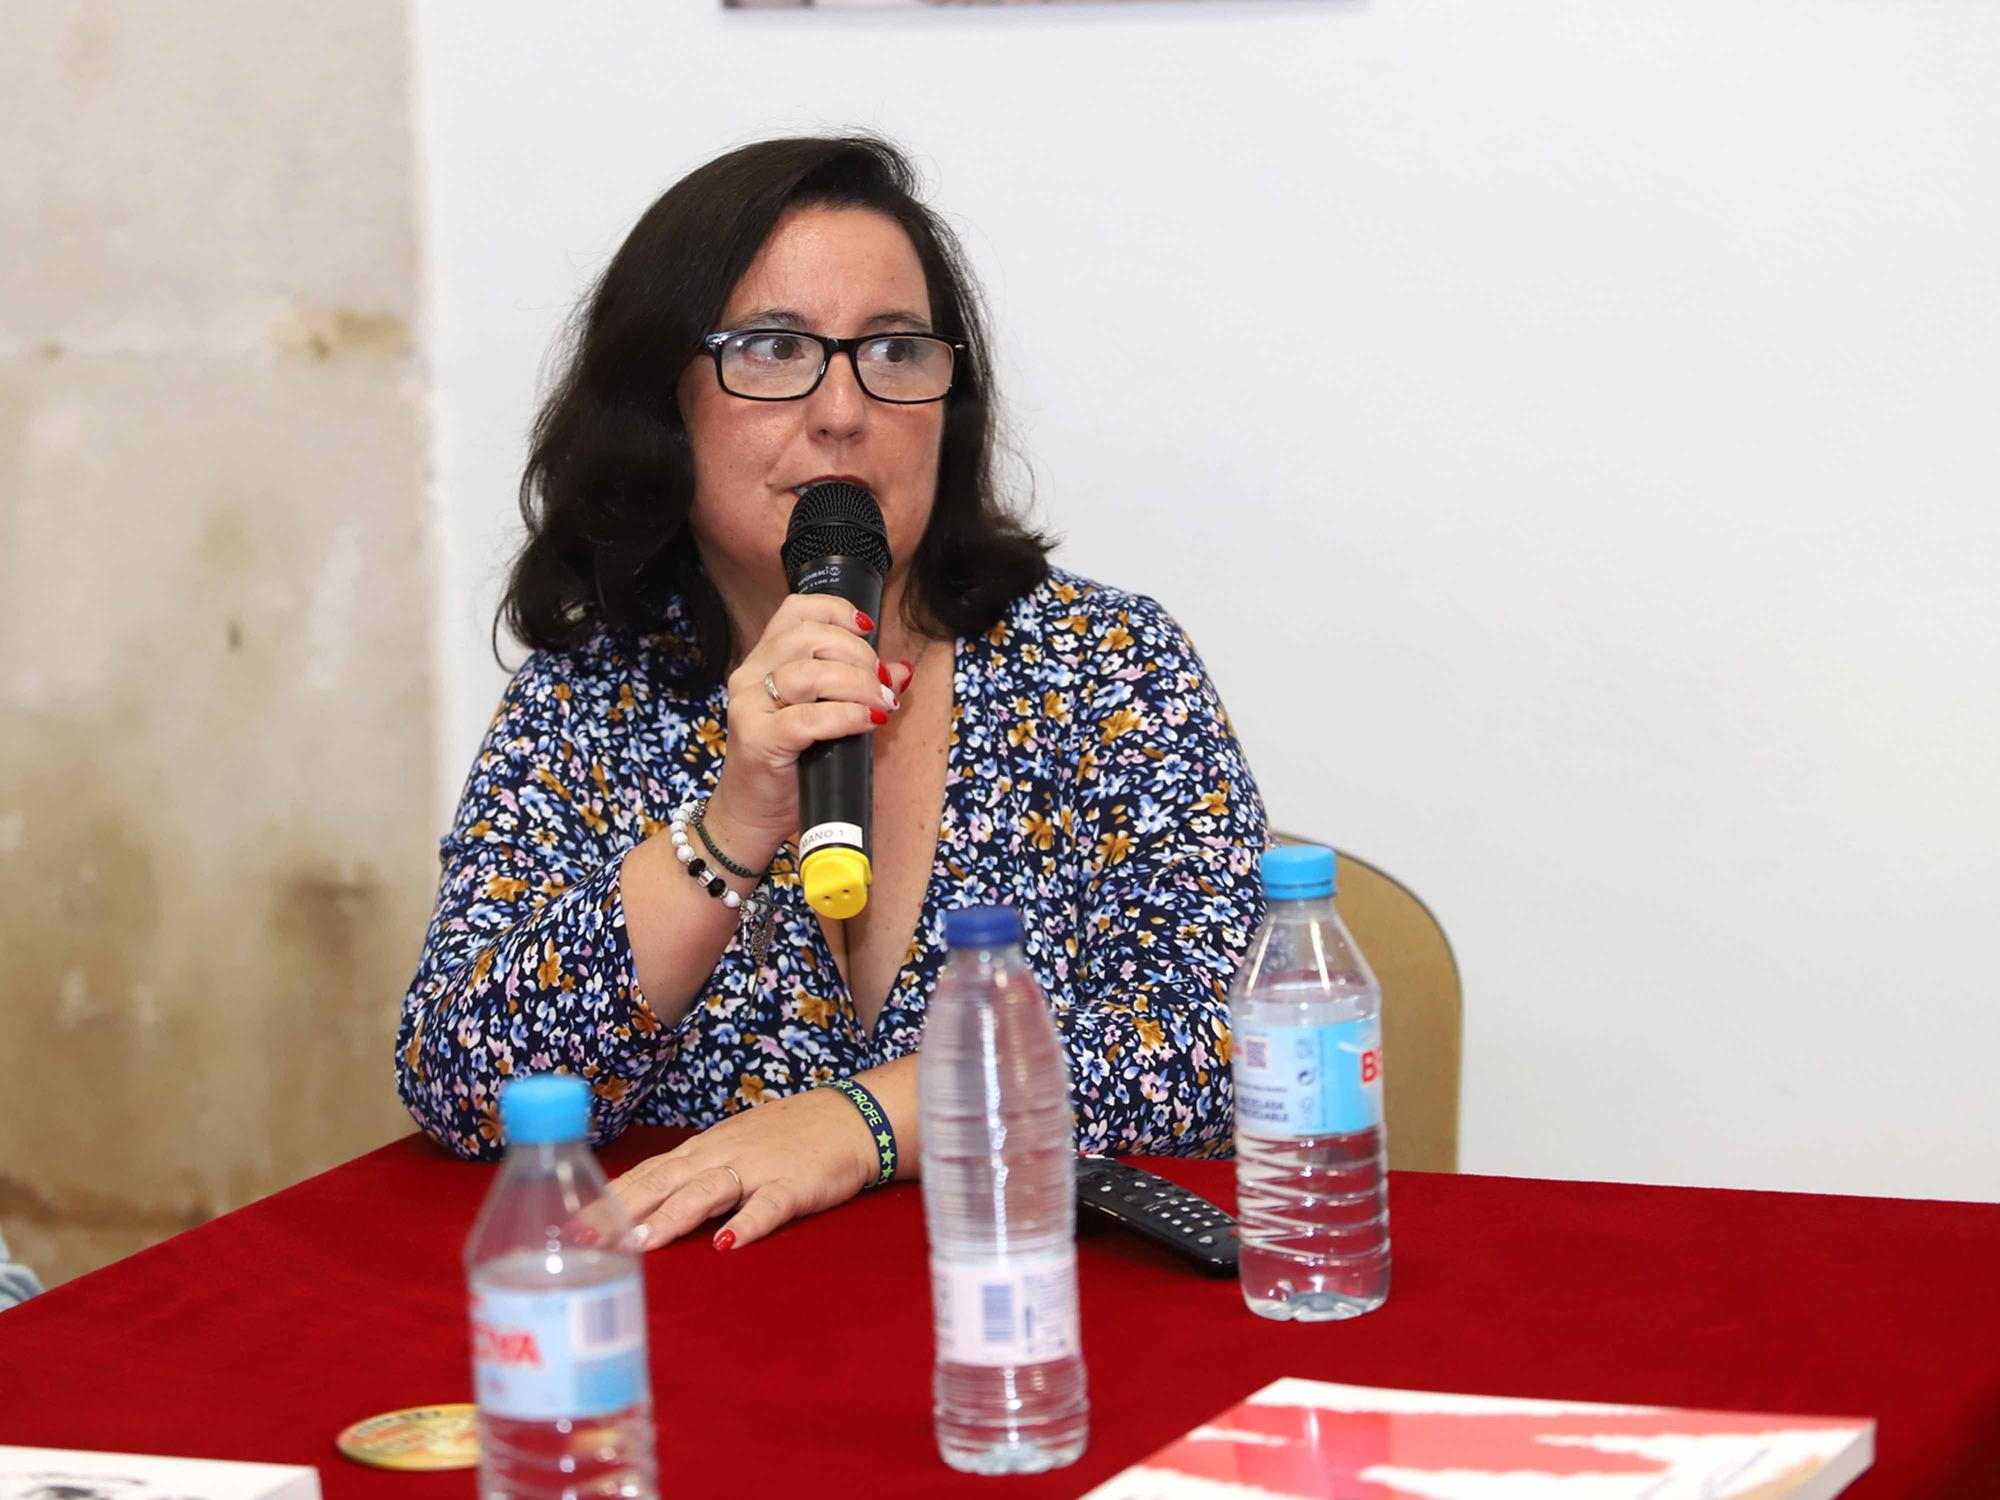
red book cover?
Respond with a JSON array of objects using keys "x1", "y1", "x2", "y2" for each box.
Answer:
[{"x1": 1082, "y1": 1379, "x2": 1872, "y2": 1499}]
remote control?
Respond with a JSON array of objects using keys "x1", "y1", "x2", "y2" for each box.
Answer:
[{"x1": 1074, "y1": 1155, "x2": 1240, "y2": 1277}]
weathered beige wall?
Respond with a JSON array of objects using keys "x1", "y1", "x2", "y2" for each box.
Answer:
[{"x1": 1, "y1": 2, "x2": 436, "y2": 1287}]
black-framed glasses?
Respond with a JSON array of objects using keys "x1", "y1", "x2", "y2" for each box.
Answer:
[{"x1": 700, "y1": 327, "x2": 965, "y2": 404}]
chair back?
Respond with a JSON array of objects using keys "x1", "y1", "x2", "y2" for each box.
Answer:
[{"x1": 1270, "y1": 836, "x2": 1463, "y2": 1172}]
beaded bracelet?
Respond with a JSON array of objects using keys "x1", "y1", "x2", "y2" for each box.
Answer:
[
  {"x1": 692, "y1": 803, "x2": 760, "y2": 881},
  {"x1": 821, "y1": 1077, "x2": 897, "y2": 1188},
  {"x1": 669, "y1": 802, "x2": 778, "y2": 961}
]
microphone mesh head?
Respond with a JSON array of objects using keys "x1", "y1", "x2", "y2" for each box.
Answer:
[{"x1": 783, "y1": 481, "x2": 892, "y2": 583}]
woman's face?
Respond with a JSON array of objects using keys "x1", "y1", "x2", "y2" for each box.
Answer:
[{"x1": 678, "y1": 204, "x2": 946, "y2": 607}]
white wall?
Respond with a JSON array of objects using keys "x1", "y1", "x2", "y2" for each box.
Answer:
[{"x1": 413, "y1": 0, "x2": 2000, "y2": 1200}]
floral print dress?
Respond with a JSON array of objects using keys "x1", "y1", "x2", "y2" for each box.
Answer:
[{"x1": 396, "y1": 568, "x2": 1270, "y2": 1160}]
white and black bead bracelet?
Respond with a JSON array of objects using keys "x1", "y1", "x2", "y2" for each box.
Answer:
[
  {"x1": 669, "y1": 805, "x2": 743, "y2": 906},
  {"x1": 668, "y1": 801, "x2": 781, "y2": 962}
]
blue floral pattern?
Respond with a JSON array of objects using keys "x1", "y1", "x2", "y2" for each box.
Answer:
[{"x1": 396, "y1": 568, "x2": 1270, "y2": 1160}]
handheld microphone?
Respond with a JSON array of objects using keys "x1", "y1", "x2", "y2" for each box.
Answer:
[{"x1": 783, "y1": 481, "x2": 891, "y2": 920}]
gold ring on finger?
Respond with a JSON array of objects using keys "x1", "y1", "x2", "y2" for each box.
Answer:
[
  {"x1": 720, "y1": 1163, "x2": 745, "y2": 1209},
  {"x1": 762, "y1": 672, "x2": 790, "y2": 711}
]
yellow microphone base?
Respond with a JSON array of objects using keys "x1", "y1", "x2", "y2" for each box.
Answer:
[{"x1": 802, "y1": 845, "x2": 872, "y2": 919}]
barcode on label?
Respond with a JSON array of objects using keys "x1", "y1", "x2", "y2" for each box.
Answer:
[
  {"x1": 573, "y1": 1283, "x2": 642, "y2": 1353},
  {"x1": 1243, "y1": 1035, "x2": 1270, "y2": 1071},
  {"x1": 932, "y1": 1252, "x2": 1079, "y2": 1367},
  {"x1": 980, "y1": 1283, "x2": 1014, "y2": 1346}
]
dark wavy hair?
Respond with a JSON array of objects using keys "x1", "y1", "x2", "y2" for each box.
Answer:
[{"x1": 500, "y1": 134, "x2": 1051, "y2": 689}]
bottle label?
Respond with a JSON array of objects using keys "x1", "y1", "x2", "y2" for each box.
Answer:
[
  {"x1": 469, "y1": 1274, "x2": 648, "y2": 1420},
  {"x1": 1234, "y1": 1018, "x2": 1383, "y2": 1137},
  {"x1": 930, "y1": 1248, "x2": 1081, "y2": 1367}
]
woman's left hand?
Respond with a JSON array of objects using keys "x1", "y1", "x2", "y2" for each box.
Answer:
[{"x1": 606, "y1": 1086, "x2": 880, "y2": 1251}]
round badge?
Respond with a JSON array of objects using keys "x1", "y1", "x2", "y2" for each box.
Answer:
[{"x1": 336, "y1": 1404, "x2": 479, "y2": 1471}]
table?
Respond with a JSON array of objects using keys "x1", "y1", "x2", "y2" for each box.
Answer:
[{"x1": 3, "y1": 1129, "x2": 1997, "y2": 1497}]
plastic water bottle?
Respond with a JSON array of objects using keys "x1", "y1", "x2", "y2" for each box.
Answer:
[
  {"x1": 465, "y1": 1075, "x2": 657, "y2": 1500},
  {"x1": 1230, "y1": 845, "x2": 1391, "y2": 1321},
  {"x1": 919, "y1": 906, "x2": 1089, "y2": 1474}
]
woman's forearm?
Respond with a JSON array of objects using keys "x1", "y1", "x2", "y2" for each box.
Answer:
[
  {"x1": 619, "y1": 793, "x2": 787, "y2": 1027},
  {"x1": 399, "y1": 854, "x2": 668, "y2": 1159}
]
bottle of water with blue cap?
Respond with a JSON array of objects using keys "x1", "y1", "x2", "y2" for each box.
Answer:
[
  {"x1": 920, "y1": 904, "x2": 1089, "y2": 1474},
  {"x1": 465, "y1": 1074, "x2": 656, "y2": 1500},
  {"x1": 1230, "y1": 845, "x2": 1391, "y2": 1320}
]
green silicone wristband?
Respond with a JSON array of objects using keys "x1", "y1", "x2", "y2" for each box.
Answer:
[{"x1": 821, "y1": 1077, "x2": 897, "y2": 1188}]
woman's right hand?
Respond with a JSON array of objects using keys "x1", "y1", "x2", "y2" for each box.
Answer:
[{"x1": 705, "y1": 595, "x2": 914, "y2": 855}]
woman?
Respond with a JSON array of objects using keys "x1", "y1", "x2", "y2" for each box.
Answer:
[{"x1": 396, "y1": 135, "x2": 1268, "y2": 1253}]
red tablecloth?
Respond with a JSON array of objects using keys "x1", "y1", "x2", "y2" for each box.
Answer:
[{"x1": 3, "y1": 1129, "x2": 1997, "y2": 1497}]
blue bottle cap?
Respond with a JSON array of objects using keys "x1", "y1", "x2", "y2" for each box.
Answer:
[
  {"x1": 944, "y1": 905, "x2": 1023, "y2": 949},
  {"x1": 499, "y1": 1074, "x2": 591, "y2": 1145},
  {"x1": 1262, "y1": 844, "x2": 1337, "y2": 900}
]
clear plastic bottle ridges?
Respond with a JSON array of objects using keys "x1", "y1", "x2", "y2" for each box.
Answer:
[
  {"x1": 1230, "y1": 844, "x2": 1391, "y2": 1321},
  {"x1": 919, "y1": 905, "x2": 1090, "y2": 1474},
  {"x1": 465, "y1": 1075, "x2": 657, "y2": 1500}
]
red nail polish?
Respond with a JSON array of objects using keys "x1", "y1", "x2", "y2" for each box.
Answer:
[
  {"x1": 713, "y1": 1229, "x2": 736, "y2": 1252},
  {"x1": 856, "y1": 611, "x2": 875, "y2": 634},
  {"x1": 869, "y1": 705, "x2": 889, "y2": 725},
  {"x1": 877, "y1": 662, "x2": 892, "y2": 687}
]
